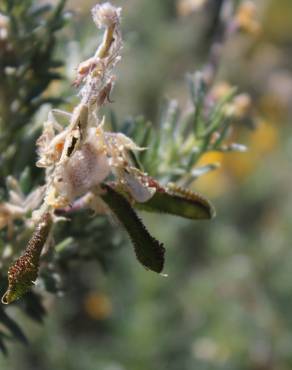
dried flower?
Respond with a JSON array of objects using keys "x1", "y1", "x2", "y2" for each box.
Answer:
[
  {"x1": 36, "y1": 113, "x2": 67, "y2": 168},
  {"x1": 91, "y1": 2, "x2": 121, "y2": 29},
  {"x1": 53, "y1": 138, "x2": 110, "y2": 201},
  {"x1": 34, "y1": 2, "x2": 154, "y2": 215},
  {"x1": 0, "y1": 177, "x2": 44, "y2": 236},
  {"x1": 211, "y1": 82, "x2": 233, "y2": 101},
  {"x1": 210, "y1": 81, "x2": 252, "y2": 120},
  {"x1": 229, "y1": 93, "x2": 252, "y2": 119}
]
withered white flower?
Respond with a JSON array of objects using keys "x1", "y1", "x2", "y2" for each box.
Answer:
[
  {"x1": 35, "y1": 2, "x2": 155, "y2": 213},
  {"x1": 53, "y1": 137, "x2": 110, "y2": 201},
  {"x1": 0, "y1": 177, "x2": 44, "y2": 235},
  {"x1": 91, "y1": 2, "x2": 121, "y2": 29},
  {"x1": 43, "y1": 113, "x2": 150, "y2": 207},
  {"x1": 78, "y1": 3, "x2": 122, "y2": 105},
  {"x1": 122, "y1": 171, "x2": 156, "y2": 203},
  {"x1": 36, "y1": 112, "x2": 67, "y2": 168}
]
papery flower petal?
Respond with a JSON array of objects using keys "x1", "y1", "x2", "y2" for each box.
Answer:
[
  {"x1": 123, "y1": 172, "x2": 156, "y2": 203},
  {"x1": 92, "y1": 3, "x2": 121, "y2": 29}
]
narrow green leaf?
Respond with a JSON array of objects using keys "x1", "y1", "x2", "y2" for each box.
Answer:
[
  {"x1": 128, "y1": 150, "x2": 143, "y2": 171},
  {"x1": 201, "y1": 88, "x2": 237, "y2": 138},
  {"x1": 20, "y1": 292, "x2": 46, "y2": 323},
  {"x1": 0, "y1": 335, "x2": 8, "y2": 356},
  {"x1": 19, "y1": 167, "x2": 31, "y2": 194},
  {"x1": 191, "y1": 163, "x2": 220, "y2": 179},
  {"x1": 139, "y1": 120, "x2": 153, "y2": 148},
  {"x1": 109, "y1": 109, "x2": 118, "y2": 132},
  {"x1": 28, "y1": 4, "x2": 52, "y2": 18},
  {"x1": 101, "y1": 185, "x2": 165, "y2": 273},
  {"x1": 0, "y1": 310, "x2": 27, "y2": 345},
  {"x1": 187, "y1": 72, "x2": 206, "y2": 135}
]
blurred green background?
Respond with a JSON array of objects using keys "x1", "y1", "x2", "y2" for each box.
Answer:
[{"x1": 2, "y1": 0, "x2": 292, "y2": 369}]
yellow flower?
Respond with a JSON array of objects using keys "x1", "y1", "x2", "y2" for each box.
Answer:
[
  {"x1": 250, "y1": 120, "x2": 278, "y2": 155},
  {"x1": 224, "y1": 121, "x2": 279, "y2": 182},
  {"x1": 194, "y1": 152, "x2": 228, "y2": 198},
  {"x1": 84, "y1": 292, "x2": 112, "y2": 320},
  {"x1": 235, "y1": 1, "x2": 261, "y2": 36}
]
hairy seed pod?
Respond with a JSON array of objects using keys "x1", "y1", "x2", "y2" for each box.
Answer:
[
  {"x1": 166, "y1": 183, "x2": 215, "y2": 217},
  {"x1": 1, "y1": 212, "x2": 52, "y2": 305}
]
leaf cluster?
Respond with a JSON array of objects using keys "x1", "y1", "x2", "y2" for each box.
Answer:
[
  {"x1": 0, "y1": 0, "x2": 67, "y2": 353},
  {"x1": 0, "y1": 0, "x2": 67, "y2": 178},
  {"x1": 115, "y1": 71, "x2": 244, "y2": 187}
]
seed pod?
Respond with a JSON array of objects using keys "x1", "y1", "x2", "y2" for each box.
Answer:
[
  {"x1": 101, "y1": 184, "x2": 165, "y2": 273},
  {"x1": 1, "y1": 213, "x2": 52, "y2": 305},
  {"x1": 136, "y1": 183, "x2": 216, "y2": 220}
]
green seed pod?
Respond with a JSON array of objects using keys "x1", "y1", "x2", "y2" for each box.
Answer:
[
  {"x1": 136, "y1": 183, "x2": 216, "y2": 220},
  {"x1": 101, "y1": 184, "x2": 165, "y2": 273},
  {"x1": 1, "y1": 213, "x2": 52, "y2": 305}
]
